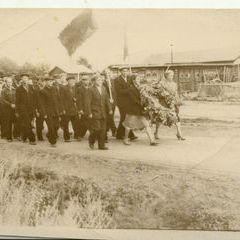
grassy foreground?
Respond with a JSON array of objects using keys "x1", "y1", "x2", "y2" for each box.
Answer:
[{"x1": 0, "y1": 144, "x2": 240, "y2": 230}]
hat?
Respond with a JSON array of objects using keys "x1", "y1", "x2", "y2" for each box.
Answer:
[
  {"x1": 66, "y1": 76, "x2": 75, "y2": 81},
  {"x1": 43, "y1": 76, "x2": 53, "y2": 81},
  {"x1": 119, "y1": 66, "x2": 129, "y2": 71}
]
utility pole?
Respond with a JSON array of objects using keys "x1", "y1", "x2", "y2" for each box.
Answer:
[{"x1": 170, "y1": 43, "x2": 174, "y2": 64}]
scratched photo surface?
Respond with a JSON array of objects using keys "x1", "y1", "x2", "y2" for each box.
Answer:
[{"x1": 0, "y1": 8, "x2": 240, "y2": 232}]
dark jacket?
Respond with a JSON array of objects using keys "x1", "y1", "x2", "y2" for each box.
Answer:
[
  {"x1": 15, "y1": 85, "x2": 35, "y2": 117},
  {"x1": 85, "y1": 86, "x2": 111, "y2": 120},
  {"x1": 75, "y1": 84, "x2": 90, "y2": 114},
  {"x1": 41, "y1": 86, "x2": 60, "y2": 117},
  {"x1": 60, "y1": 85, "x2": 78, "y2": 116},
  {"x1": 1, "y1": 87, "x2": 16, "y2": 112},
  {"x1": 126, "y1": 80, "x2": 144, "y2": 116},
  {"x1": 33, "y1": 86, "x2": 45, "y2": 116},
  {"x1": 52, "y1": 83, "x2": 64, "y2": 115},
  {"x1": 114, "y1": 75, "x2": 132, "y2": 109}
]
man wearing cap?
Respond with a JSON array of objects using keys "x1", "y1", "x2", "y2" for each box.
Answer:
[
  {"x1": 33, "y1": 77, "x2": 46, "y2": 141},
  {"x1": 85, "y1": 72, "x2": 112, "y2": 150},
  {"x1": 75, "y1": 74, "x2": 91, "y2": 140},
  {"x1": 114, "y1": 67, "x2": 137, "y2": 140},
  {"x1": 15, "y1": 73, "x2": 36, "y2": 145},
  {"x1": 102, "y1": 69, "x2": 117, "y2": 140},
  {"x1": 60, "y1": 75, "x2": 79, "y2": 142},
  {"x1": 52, "y1": 74, "x2": 64, "y2": 131},
  {"x1": 41, "y1": 77, "x2": 60, "y2": 147},
  {"x1": 1, "y1": 76, "x2": 20, "y2": 142}
]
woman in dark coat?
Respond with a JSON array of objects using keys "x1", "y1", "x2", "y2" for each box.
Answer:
[{"x1": 122, "y1": 74, "x2": 158, "y2": 146}]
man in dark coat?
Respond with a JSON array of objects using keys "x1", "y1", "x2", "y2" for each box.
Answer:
[
  {"x1": 1, "y1": 76, "x2": 20, "y2": 141},
  {"x1": 52, "y1": 74, "x2": 65, "y2": 133},
  {"x1": 34, "y1": 79, "x2": 46, "y2": 141},
  {"x1": 15, "y1": 73, "x2": 36, "y2": 145},
  {"x1": 85, "y1": 73, "x2": 112, "y2": 150},
  {"x1": 41, "y1": 77, "x2": 60, "y2": 147},
  {"x1": 75, "y1": 74, "x2": 91, "y2": 139},
  {"x1": 60, "y1": 76, "x2": 79, "y2": 142},
  {"x1": 102, "y1": 69, "x2": 117, "y2": 140},
  {"x1": 114, "y1": 67, "x2": 137, "y2": 140}
]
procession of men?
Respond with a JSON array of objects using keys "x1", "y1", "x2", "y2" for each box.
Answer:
[{"x1": 0, "y1": 67, "x2": 143, "y2": 150}]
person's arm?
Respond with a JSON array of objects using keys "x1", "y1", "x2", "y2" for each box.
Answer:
[
  {"x1": 84, "y1": 88, "x2": 92, "y2": 118},
  {"x1": 15, "y1": 88, "x2": 21, "y2": 115},
  {"x1": 104, "y1": 88, "x2": 112, "y2": 114},
  {"x1": 1, "y1": 89, "x2": 12, "y2": 106}
]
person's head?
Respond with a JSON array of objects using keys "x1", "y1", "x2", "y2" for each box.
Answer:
[
  {"x1": 66, "y1": 76, "x2": 76, "y2": 87},
  {"x1": 104, "y1": 68, "x2": 112, "y2": 79},
  {"x1": 164, "y1": 70, "x2": 174, "y2": 81},
  {"x1": 44, "y1": 77, "x2": 54, "y2": 87},
  {"x1": 60, "y1": 73, "x2": 67, "y2": 85},
  {"x1": 81, "y1": 75, "x2": 90, "y2": 87},
  {"x1": 120, "y1": 67, "x2": 129, "y2": 78},
  {"x1": 20, "y1": 73, "x2": 29, "y2": 86},
  {"x1": 28, "y1": 78, "x2": 33, "y2": 85},
  {"x1": 92, "y1": 72, "x2": 103, "y2": 87},
  {"x1": 53, "y1": 74, "x2": 61, "y2": 85},
  {"x1": 38, "y1": 79, "x2": 46, "y2": 89},
  {"x1": 5, "y1": 76, "x2": 13, "y2": 88}
]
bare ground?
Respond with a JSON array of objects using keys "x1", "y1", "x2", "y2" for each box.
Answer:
[{"x1": 1, "y1": 101, "x2": 240, "y2": 230}]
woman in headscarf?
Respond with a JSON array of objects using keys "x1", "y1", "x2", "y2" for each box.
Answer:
[
  {"x1": 154, "y1": 70, "x2": 185, "y2": 140},
  {"x1": 122, "y1": 74, "x2": 158, "y2": 146}
]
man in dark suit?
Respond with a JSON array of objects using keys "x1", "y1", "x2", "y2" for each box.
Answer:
[
  {"x1": 15, "y1": 73, "x2": 36, "y2": 145},
  {"x1": 85, "y1": 73, "x2": 112, "y2": 150},
  {"x1": 34, "y1": 79, "x2": 45, "y2": 141},
  {"x1": 52, "y1": 74, "x2": 65, "y2": 133},
  {"x1": 41, "y1": 77, "x2": 60, "y2": 147},
  {"x1": 1, "y1": 76, "x2": 20, "y2": 142},
  {"x1": 60, "y1": 76, "x2": 79, "y2": 142},
  {"x1": 75, "y1": 74, "x2": 91, "y2": 139},
  {"x1": 114, "y1": 67, "x2": 137, "y2": 140},
  {"x1": 103, "y1": 69, "x2": 117, "y2": 140}
]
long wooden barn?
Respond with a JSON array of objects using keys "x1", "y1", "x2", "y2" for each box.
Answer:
[{"x1": 109, "y1": 48, "x2": 240, "y2": 93}]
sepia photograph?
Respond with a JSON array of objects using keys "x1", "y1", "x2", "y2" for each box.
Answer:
[{"x1": 0, "y1": 6, "x2": 240, "y2": 239}]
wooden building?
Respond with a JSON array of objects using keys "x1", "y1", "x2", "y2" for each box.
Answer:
[
  {"x1": 49, "y1": 64, "x2": 93, "y2": 80},
  {"x1": 109, "y1": 49, "x2": 240, "y2": 93}
]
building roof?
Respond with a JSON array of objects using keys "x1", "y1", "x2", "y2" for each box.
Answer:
[
  {"x1": 49, "y1": 64, "x2": 93, "y2": 74},
  {"x1": 144, "y1": 47, "x2": 240, "y2": 65},
  {"x1": 109, "y1": 61, "x2": 234, "y2": 70}
]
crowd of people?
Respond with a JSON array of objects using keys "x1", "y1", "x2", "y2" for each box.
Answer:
[{"x1": 0, "y1": 67, "x2": 185, "y2": 150}]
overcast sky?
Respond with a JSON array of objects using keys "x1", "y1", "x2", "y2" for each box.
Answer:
[{"x1": 0, "y1": 9, "x2": 240, "y2": 70}]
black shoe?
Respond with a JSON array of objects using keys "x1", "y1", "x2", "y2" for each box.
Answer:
[
  {"x1": 38, "y1": 137, "x2": 44, "y2": 141},
  {"x1": 7, "y1": 139, "x2": 12, "y2": 142},
  {"x1": 64, "y1": 139, "x2": 71, "y2": 142},
  {"x1": 29, "y1": 141, "x2": 37, "y2": 145},
  {"x1": 150, "y1": 142, "x2": 159, "y2": 146},
  {"x1": 99, "y1": 147, "x2": 109, "y2": 150},
  {"x1": 130, "y1": 136, "x2": 138, "y2": 141}
]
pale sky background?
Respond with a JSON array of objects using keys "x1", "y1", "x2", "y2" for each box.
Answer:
[{"x1": 0, "y1": 9, "x2": 240, "y2": 70}]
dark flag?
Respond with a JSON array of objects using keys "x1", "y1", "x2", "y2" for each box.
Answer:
[{"x1": 58, "y1": 9, "x2": 97, "y2": 56}]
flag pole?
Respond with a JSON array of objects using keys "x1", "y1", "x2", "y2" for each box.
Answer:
[{"x1": 123, "y1": 28, "x2": 131, "y2": 75}]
